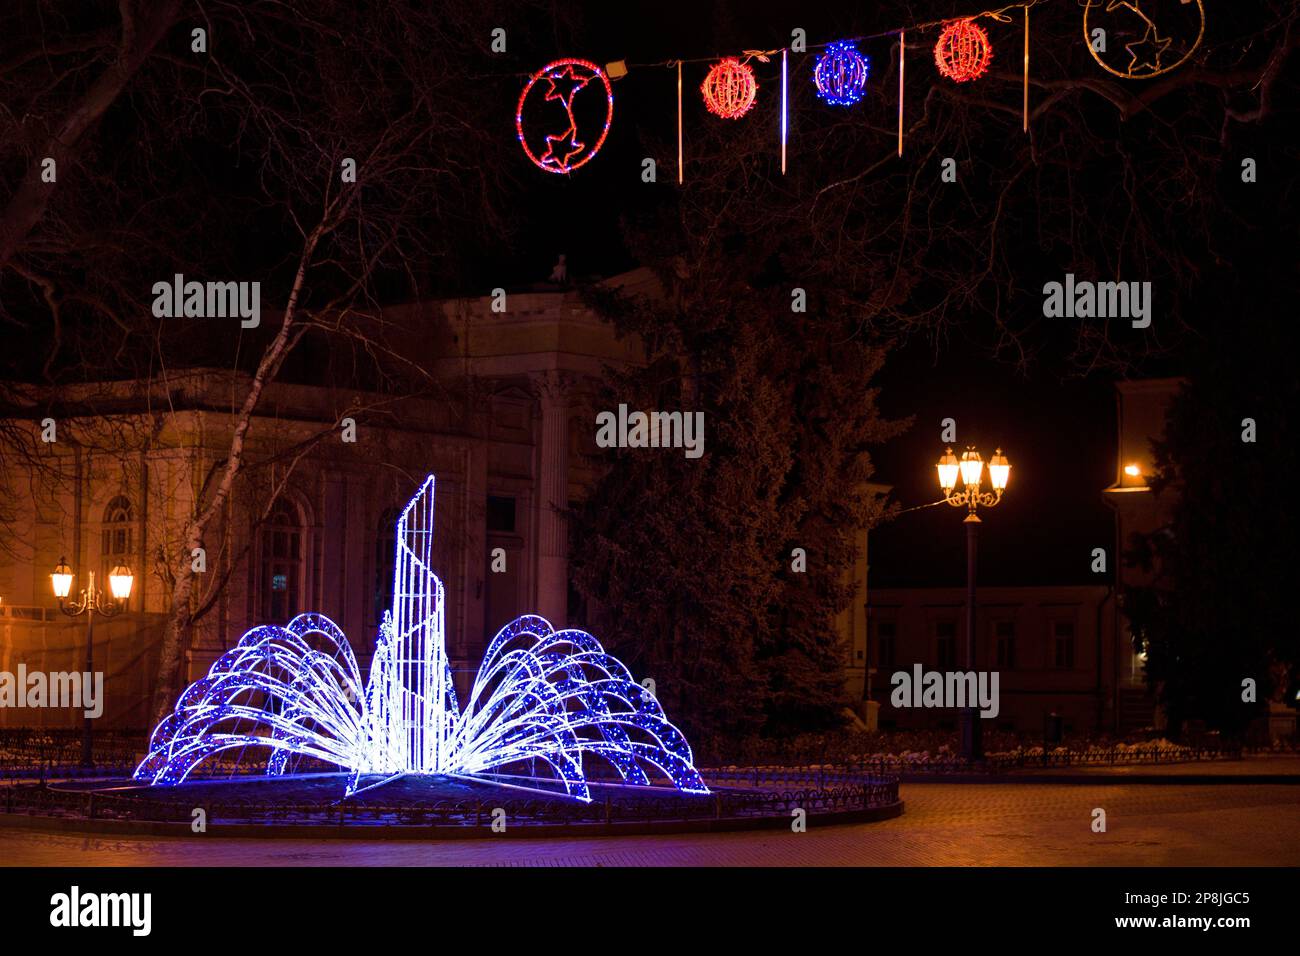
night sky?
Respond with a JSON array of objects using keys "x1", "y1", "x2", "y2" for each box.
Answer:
[
  {"x1": 868, "y1": 340, "x2": 1116, "y2": 588},
  {"x1": 488, "y1": 1, "x2": 1121, "y2": 588}
]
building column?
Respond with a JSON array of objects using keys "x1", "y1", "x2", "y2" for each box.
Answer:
[
  {"x1": 462, "y1": 417, "x2": 489, "y2": 660},
  {"x1": 533, "y1": 371, "x2": 572, "y2": 627}
]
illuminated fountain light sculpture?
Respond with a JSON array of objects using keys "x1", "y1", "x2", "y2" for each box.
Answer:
[{"x1": 136, "y1": 476, "x2": 708, "y2": 800}]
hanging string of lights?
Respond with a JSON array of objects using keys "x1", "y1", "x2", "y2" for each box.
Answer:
[
  {"x1": 617, "y1": 0, "x2": 1044, "y2": 72},
  {"x1": 510, "y1": 0, "x2": 1206, "y2": 176}
]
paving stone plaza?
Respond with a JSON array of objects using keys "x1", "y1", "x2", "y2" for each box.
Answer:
[{"x1": 4, "y1": 773, "x2": 1296, "y2": 867}]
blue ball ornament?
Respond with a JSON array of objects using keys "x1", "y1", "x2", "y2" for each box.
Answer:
[{"x1": 814, "y1": 40, "x2": 870, "y2": 107}]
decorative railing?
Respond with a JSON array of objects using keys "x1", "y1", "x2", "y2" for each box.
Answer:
[
  {"x1": 984, "y1": 744, "x2": 1244, "y2": 771},
  {"x1": 0, "y1": 771, "x2": 900, "y2": 827},
  {"x1": 0, "y1": 728, "x2": 143, "y2": 767},
  {"x1": 698, "y1": 741, "x2": 1248, "y2": 777},
  {"x1": 0, "y1": 727, "x2": 1277, "y2": 789}
]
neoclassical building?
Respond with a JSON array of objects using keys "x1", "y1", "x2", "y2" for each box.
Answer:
[
  {"x1": 0, "y1": 268, "x2": 874, "y2": 730},
  {"x1": 863, "y1": 378, "x2": 1182, "y2": 737},
  {"x1": 866, "y1": 584, "x2": 1118, "y2": 735},
  {"x1": 1102, "y1": 377, "x2": 1183, "y2": 732}
]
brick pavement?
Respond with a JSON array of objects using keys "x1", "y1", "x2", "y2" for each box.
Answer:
[
  {"x1": 1024, "y1": 754, "x2": 1300, "y2": 778},
  {"x1": 1, "y1": 781, "x2": 1296, "y2": 866}
]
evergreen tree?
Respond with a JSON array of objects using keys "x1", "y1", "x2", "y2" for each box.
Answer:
[
  {"x1": 571, "y1": 215, "x2": 903, "y2": 752},
  {"x1": 1125, "y1": 315, "x2": 1298, "y2": 736}
]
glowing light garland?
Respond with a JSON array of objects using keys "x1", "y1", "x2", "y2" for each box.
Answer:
[
  {"x1": 515, "y1": 58, "x2": 614, "y2": 174},
  {"x1": 934, "y1": 19, "x2": 993, "y2": 83},
  {"x1": 504, "y1": 2, "x2": 1196, "y2": 172},
  {"x1": 137, "y1": 476, "x2": 708, "y2": 800},
  {"x1": 814, "y1": 40, "x2": 870, "y2": 106},
  {"x1": 898, "y1": 31, "x2": 906, "y2": 156},
  {"x1": 1023, "y1": 6, "x2": 1030, "y2": 131},
  {"x1": 676, "y1": 60, "x2": 684, "y2": 183},
  {"x1": 702, "y1": 57, "x2": 757, "y2": 120},
  {"x1": 780, "y1": 48, "x2": 788, "y2": 173}
]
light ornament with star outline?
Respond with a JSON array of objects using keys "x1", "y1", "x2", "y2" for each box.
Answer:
[
  {"x1": 540, "y1": 65, "x2": 592, "y2": 170},
  {"x1": 1083, "y1": 0, "x2": 1205, "y2": 79},
  {"x1": 516, "y1": 58, "x2": 614, "y2": 174}
]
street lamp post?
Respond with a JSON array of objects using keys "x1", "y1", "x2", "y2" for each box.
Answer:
[
  {"x1": 51, "y1": 557, "x2": 134, "y2": 768},
  {"x1": 936, "y1": 446, "x2": 1011, "y2": 762}
]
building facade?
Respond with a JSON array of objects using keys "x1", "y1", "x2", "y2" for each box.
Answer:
[
  {"x1": 862, "y1": 378, "x2": 1185, "y2": 738},
  {"x1": 867, "y1": 584, "x2": 1116, "y2": 735},
  {"x1": 1101, "y1": 376, "x2": 1183, "y2": 731},
  {"x1": 0, "y1": 269, "x2": 875, "y2": 731}
]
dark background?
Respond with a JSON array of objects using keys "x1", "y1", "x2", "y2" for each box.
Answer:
[{"x1": 491, "y1": 0, "x2": 1121, "y2": 588}]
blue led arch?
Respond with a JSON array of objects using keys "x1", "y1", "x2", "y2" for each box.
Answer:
[{"x1": 136, "y1": 475, "x2": 708, "y2": 800}]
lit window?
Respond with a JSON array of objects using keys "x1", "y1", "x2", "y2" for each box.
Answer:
[
  {"x1": 260, "y1": 500, "x2": 303, "y2": 622},
  {"x1": 101, "y1": 495, "x2": 134, "y2": 583}
]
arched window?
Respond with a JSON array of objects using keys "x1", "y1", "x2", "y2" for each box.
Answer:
[
  {"x1": 260, "y1": 500, "x2": 304, "y2": 623},
  {"x1": 101, "y1": 495, "x2": 133, "y2": 581},
  {"x1": 374, "y1": 508, "x2": 398, "y2": 626}
]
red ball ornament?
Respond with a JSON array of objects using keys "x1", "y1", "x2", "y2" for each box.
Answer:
[
  {"x1": 934, "y1": 19, "x2": 993, "y2": 83},
  {"x1": 701, "y1": 57, "x2": 757, "y2": 119}
]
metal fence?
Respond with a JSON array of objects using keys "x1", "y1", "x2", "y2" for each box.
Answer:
[
  {"x1": 748, "y1": 743, "x2": 1248, "y2": 776},
  {"x1": 0, "y1": 769, "x2": 900, "y2": 828},
  {"x1": 0, "y1": 728, "x2": 142, "y2": 770},
  {"x1": 0, "y1": 726, "x2": 1267, "y2": 799}
]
